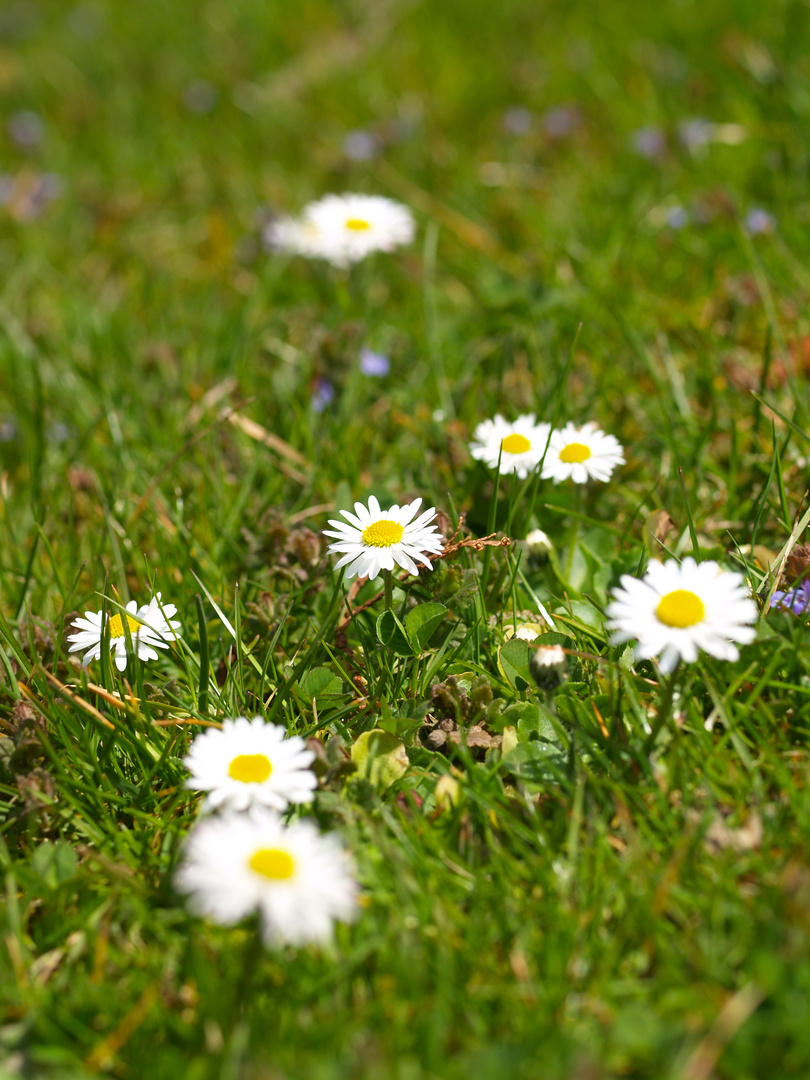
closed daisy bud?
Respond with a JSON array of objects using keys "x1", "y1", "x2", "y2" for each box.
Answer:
[
  {"x1": 525, "y1": 529, "x2": 553, "y2": 557},
  {"x1": 529, "y1": 643, "x2": 567, "y2": 691}
]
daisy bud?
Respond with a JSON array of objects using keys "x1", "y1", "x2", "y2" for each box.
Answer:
[
  {"x1": 525, "y1": 529, "x2": 553, "y2": 557},
  {"x1": 530, "y1": 643, "x2": 567, "y2": 692}
]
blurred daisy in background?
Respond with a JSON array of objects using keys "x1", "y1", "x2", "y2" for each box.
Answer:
[
  {"x1": 324, "y1": 495, "x2": 443, "y2": 581},
  {"x1": 183, "y1": 716, "x2": 317, "y2": 812},
  {"x1": 265, "y1": 194, "x2": 415, "y2": 268},
  {"x1": 67, "y1": 593, "x2": 181, "y2": 671},
  {"x1": 175, "y1": 809, "x2": 359, "y2": 947},
  {"x1": 542, "y1": 421, "x2": 625, "y2": 484},
  {"x1": 606, "y1": 558, "x2": 757, "y2": 674},
  {"x1": 469, "y1": 414, "x2": 550, "y2": 478}
]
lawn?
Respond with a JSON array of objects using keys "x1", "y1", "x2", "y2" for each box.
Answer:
[{"x1": 2, "y1": 0, "x2": 810, "y2": 1077}]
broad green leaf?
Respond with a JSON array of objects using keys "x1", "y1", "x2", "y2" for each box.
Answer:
[
  {"x1": 350, "y1": 729, "x2": 408, "y2": 790},
  {"x1": 30, "y1": 841, "x2": 77, "y2": 888},
  {"x1": 497, "y1": 638, "x2": 532, "y2": 690},
  {"x1": 299, "y1": 666, "x2": 344, "y2": 698},
  {"x1": 405, "y1": 602, "x2": 448, "y2": 652},
  {"x1": 376, "y1": 610, "x2": 412, "y2": 655}
]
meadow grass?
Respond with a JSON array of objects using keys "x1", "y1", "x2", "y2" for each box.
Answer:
[{"x1": 2, "y1": 0, "x2": 810, "y2": 1076}]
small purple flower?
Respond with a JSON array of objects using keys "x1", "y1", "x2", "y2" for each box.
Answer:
[
  {"x1": 678, "y1": 118, "x2": 715, "y2": 151},
  {"x1": 744, "y1": 208, "x2": 776, "y2": 236},
  {"x1": 772, "y1": 580, "x2": 810, "y2": 615},
  {"x1": 632, "y1": 126, "x2": 666, "y2": 160},
  {"x1": 343, "y1": 130, "x2": 379, "y2": 161},
  {"x1": 8, "y1": 110, "x2": 43, "y2": 148},
  {"x1": 502, "y1": 107, "x2": 534, "y2": 136},
  {"x1": 359, "y1": 348, "x2": 389, "y2": 377},
  {"x1": 543, "y1": 105, "x2": 580, "y2": 139},
  {"x1": 183, "y1": 80, "x2": 219, "y2": 115},
  {"x1": 311, "y1": 379, "x2": 335, "y2": 414},
  {"x1": 665, "y1": 205, "x2": 689, "y2": 230}
]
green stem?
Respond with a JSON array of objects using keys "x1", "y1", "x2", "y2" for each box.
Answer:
[
  {"x1": 644, "y1": 670, "x2": 679, "y2": 754},
  {"x1": 564, "y1": 484, "x2": 584, "y2": 587},
  {"x1": 383, "y1": 569, "x2": 393, "y2": 612}
]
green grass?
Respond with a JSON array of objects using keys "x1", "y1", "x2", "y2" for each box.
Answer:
[{"x1": 2, "y1": 0, "x2": 810, "y2": 1076}]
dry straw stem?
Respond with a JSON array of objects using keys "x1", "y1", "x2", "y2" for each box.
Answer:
[
  {"x1": 37, "y1": 670, "x2": 115, "y2": 731},
  {"x1": 222, "y1": 409, "x2": 312, "y2": 486},
  {"x1": 675, "y1": 981, "x2": 765, "y2": 1080},
  {"x1": 761, "y1": 494, "x2": 810, "y2": 612},
  {"x1": 128, "y1": 406, "x2": 252, "y2": 529}
]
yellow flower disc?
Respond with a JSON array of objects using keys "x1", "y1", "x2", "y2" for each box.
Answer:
[
  {"x1": 108, "y1": 613, "x2": 141, "y2": 639},
  {"x1": 228, "y1": 753, "x2": 273, "y2": 783},
  {"x1": 501, "y1": 433, "x2": 532, "y2": 455},
  {"x1": 249, "y1": 847, "x2": 295, "y2": 880},
  {"x1": 345, "y1": 218, "x2": 371, "y2": 231},
  {"x1": 655, "y1": 589, "x2": 705, "y2": 628},
  {"x1": 559, "y1": 442, "x2": 592, "y2": 464},
  {"x1": 361, "y1": 520, "x2": 405, "y2": 548}
]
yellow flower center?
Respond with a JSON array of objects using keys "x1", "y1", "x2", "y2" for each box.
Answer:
[
  {"x1": 108, "y1": 613, "x2": 141, "y2": 639},
  {"x1": 345, "y1": 218, "x2": 370, "y2": 231},
  {"x1": 249, "y1": 847, "x2": 295, "y2": 880},
  {"x1": 559, "y1": 442, "x2": 592, "y2": 464},
  {"x1": 501, "y1": 433, "x2": 532, "y2": 455},
  {"x1": 228, "y1": 753, "x2": 273, "y2": 784},
  {"x1": 655, "y1": 589, "x2": 705, "y2": 628},
  {"x1": 361, "y1": 519, "x2": 405, "y2": 548}
]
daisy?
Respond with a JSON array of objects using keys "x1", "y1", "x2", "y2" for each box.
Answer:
[
  {"x1": 606, "y1": 558, "x2": 758, "y2": 674},
  {"x1": 175, "y1": 808, "x2": 359, "y2": 947},
  {"x1": 183, "y1": 716, "x2": 317, "y2": 813},
  {"x1": 469, "y1": 414, "x2": 551, "y2": 478},
  {"x1": 323, "y1": 495, "x2": 444, "y2": 581},
  {"x1": 541, "y1": 421, "x2": 625, "y2": 484},
  {"x1": 265, "y1": 194, "x2": 415, "y2": 268},
  {"x1": 67, "y1": 593, "x2": 181, "y2": 672}
]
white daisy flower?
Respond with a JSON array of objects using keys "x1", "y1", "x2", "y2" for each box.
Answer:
[
  {"x1": 183, "y1": 716, "x2": 317, "y2": 813},
  {"x1": 323, "y1": 495, "x2": 444, "y2": 581},
  {"x1": 541, "y1": 421, "x2": 625, "y2": 484},
  {"x1": 606, "y1": 557, "x2": 758, "y2": 674},
  {"x1": 67, "y1": 593, "x2": 181, "y2": 672},
  {"x1": 469, "y1": 414, "x2": 551, "y2": 478},
  {"x1": 265, "y1": 193, "x2": 415, "y2": 268},
  {"x1": 174, "y1": 808, "x2": 359, "y2": 947}
]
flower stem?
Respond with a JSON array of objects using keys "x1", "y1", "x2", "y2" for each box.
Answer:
[
  {"x1": 644, "y1": 670, "x2": 679, "y2": 754},
  {"x1": 383, "y1": 569, "x2": 393, "y2": 611},
  {"x1": 564, "y1": 484, "x2": 584, "y2": 587}
]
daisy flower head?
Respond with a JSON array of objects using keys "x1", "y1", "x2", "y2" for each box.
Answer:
[
  {"x1": 469, "y1": 414, "x2": 551, "y2": 478},
  {"x1": 183, "y1": 716, "x2": 317, "y2": 813},
  {"x1": 606, "y1": 557, "x2": 758, "y2": 674},
  {"x1": 175, "y1": 808, "x2": 359, "y2": 947},
  {"x1": 323, "y1": 496, "x2": 444, "y2": 582},
  {"x1": 266, "y1": 194, "x2": 415, "y2": 269},
  {"x1": 541, "y1": 421, "x2": 625, "y2": 485},
  {"x1": 67, "y1": 593, "x2": 181, "y2": 672}
]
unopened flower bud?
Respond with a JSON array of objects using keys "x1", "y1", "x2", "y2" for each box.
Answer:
[
  {"x1": 529, "y1": 643, "x2": 566, "y2": 692},
  {"x1": 526, "y1": 529, "x2": 553, "y2": 557}
]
